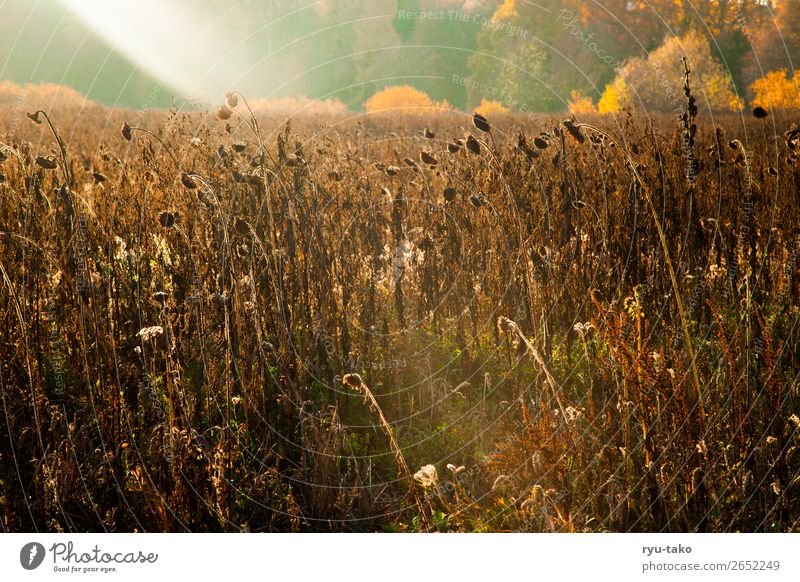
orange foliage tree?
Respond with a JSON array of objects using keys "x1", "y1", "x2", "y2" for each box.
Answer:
[
  {"x1": 364, "y1": 85, "x2": 450, "y2": 113},
  {"x1": 567, "y1": 90, "x2": 597, "y2": 115},
  {"x1": 750, "y1": 69, "x2": 800, "y2": 110}
]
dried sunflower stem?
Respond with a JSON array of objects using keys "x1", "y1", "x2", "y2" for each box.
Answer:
[
  {"x1": 499, "y1": 318, "x2": 578, "y2": 451},
  {"x1": 575, "y1": 123, "x2": 707, "y2": 430},
  {"x1": 228, "y1": 92, "x2": 290, "y2": 348},
  {"x1": 344, "y1": 375, "x2": 430, "y2": 527},
  {"x1": 29, "y1": 110, "x2": 73, "y2": 188},
  {"x1": 125, "y1": 126, "x2": 181, "y2": 170}
]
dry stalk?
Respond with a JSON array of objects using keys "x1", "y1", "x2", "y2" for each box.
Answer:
[
  {"x1": 497, "y1": 317, "x2": 578, "y2": 451},
  {"x1": 573, "y1": 122, "x2": 707, "y2": 430},
  {"x1": 342, "y1": 373, "x2": 429, "y2": 527}
]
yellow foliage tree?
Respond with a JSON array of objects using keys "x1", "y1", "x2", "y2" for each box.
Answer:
[
  {"x1": 364, "y1": 85, "x2": 450, "y2": 113},
  {"x1": 751, "y1": 70, "x2": 800, "y2": 110},
  {"x1": 474, "y1": 98, "x2": 509, "y2": 116},
  {"x1": 597, "y1": 31, "x2": 741, "y2": 114},
  {"x1": 493, "y1": 0, "x2": 519, "y2": 21},
  {"x1": 598, "y1": 77, "x2": 627, "y2": 115}
]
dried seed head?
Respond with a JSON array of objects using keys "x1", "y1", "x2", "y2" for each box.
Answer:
[
  {"x1": 181, "y1": 172, "x2": 197, "y2": 189},
  {"x1": 385, "y1": 165, "x2": 399, "y2": 176},
  {"x1": 92, "y1": 172, "x2": 106, "y2": 183},
  {"x1": 420, "y1": 150, "x2": 437, "y2": 165},
  {"x1": 225, "y1": 91, "x2": 238, "y2": 108},
  {"x1": 424, "y1": 128, "x2": 435, "y2": 139},
  {"x1": 235, "y1": 217, "x2": 250, "y2": 234},
  {"x1": 443, "y1": 187, "x2": 457, "y2": 202},
  {"x1": 470, "y1": 194, "x2": 484, "y2": 207},
  {"x1": 465, "y1": 134, "x2": 481, "y2": 155},
  {"x1": 517, "y1": 133, "x2": 539, "y2": 159},
  {"x1": 121, "y1": 122, "x2": 132, "y2": 141},
  {"x1": 35, "y1": 155, "x2": 58, "y2": 170},
  {"x1": 447, "y1": 141, "x2": 461, "y2": 154},
  {"x1": 232, "y1": 142, "x2": 246, "y2": 153},
  {"x1": 159, "y1": 211, "x2": 176, "y2": 228},
  {"x1": 562, "y1": 118, "x2": 584, "y2": 144},
  {"x1": 153, "y1": 291, "x2": 168, "y2": 303},
  {"x1": 752, "y1": 106, "x2": 768, "y2": 119},
  {"x1": 473, "y1": 112, "x2": 490, "y2": 132},
  {"x1": 533, "y1": 136, "x2": 548, "y2": 150},
  {"x1": 217, "y1": 105, "x2": 233, "y2": 120},
  {"x1": 27, "y1": 111, "x2": 42, "y2": 125}
]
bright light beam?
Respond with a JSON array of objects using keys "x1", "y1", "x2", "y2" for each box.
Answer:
[{"x1": 55, "y1": 0, "x2": 253, "y2": 105}]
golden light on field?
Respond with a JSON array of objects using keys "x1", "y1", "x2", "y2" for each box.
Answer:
[
  {"x1": 55, "y1": 0, "x2": 253, "y2": 104},
  {"x1": 3, "y1": 0, "x2": 800, "y2": 538}
]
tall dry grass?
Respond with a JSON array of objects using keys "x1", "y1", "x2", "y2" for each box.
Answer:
[{"x1": 0, "y1": 92, "x2": 798, "y2": 532}]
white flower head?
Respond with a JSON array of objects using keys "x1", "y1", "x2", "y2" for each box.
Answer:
[
  {"x1": 573, "y1": 321, "x2": 596, "y2": 338},
  {"x1": 413, "y1": 464, "x2": 438, "y2": 488},
  {"x1": 136, "y1": 325, "x2": 164, "y2": 342},
  {"x1": 446, "y1": 463, "x2": 466, "y2": 475}
]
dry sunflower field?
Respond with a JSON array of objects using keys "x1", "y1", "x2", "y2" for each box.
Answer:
[{"x1": 1, "y1": 88, "x2": 799, "y2": 533}]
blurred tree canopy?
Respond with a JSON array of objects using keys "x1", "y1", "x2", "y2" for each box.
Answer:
[{"x1": 0, "y1": 0, "x2": 796, "y2": 112}]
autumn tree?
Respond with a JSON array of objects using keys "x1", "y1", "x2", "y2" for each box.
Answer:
[
  {"x1": 750, "y1": 69, "x2": 800, "y2": 109},
  {"x1": 386, "y1": 0, "x2": 481, "y2": 109},
  {"x1": 599, "y1": 30, "x2": 741, "y2": 113},
  {"x1": 745, "y1": 0, "x2": 800, "y2": 85},
  {"x1": 364, "y1": 85, "x2": 450, "y2": 113},
  {"x1": 468, "y1": 0, "x2": 592, "y2": 111}
]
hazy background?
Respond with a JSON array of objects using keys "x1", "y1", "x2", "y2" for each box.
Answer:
[{"x1": 0, "y1": 0, "x2": 797, "y2": 112}]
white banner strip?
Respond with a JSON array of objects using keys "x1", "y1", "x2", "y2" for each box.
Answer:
[{"x1": 2, "y1": 534, "x2": 798, "y2": 581}]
